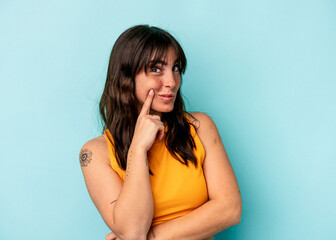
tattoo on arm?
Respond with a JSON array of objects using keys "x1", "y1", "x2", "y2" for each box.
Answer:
[
  {"x1": 151, "y1": 228, "x2": 156, "y2": 238},
  {"x1": 110, "y1": 200, "x2": 117, "y2": 205},
  {"x1": 79, "y1": 148, "x2": 92, "y2": 167},
  {"x1": 126, "y1": 150, "x2": 132, "y2": 177},
  {"x1": 125, "y1": 151, "x2": 149, "y2": 177}
]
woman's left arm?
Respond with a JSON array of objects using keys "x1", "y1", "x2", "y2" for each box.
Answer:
[{"x1": 147, "y1": 112, "x2": 242, "y2": 240}]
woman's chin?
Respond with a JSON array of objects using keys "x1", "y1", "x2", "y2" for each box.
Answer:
[{"x1": 150, "y1": 106, "x2": 174, "y2": 115}]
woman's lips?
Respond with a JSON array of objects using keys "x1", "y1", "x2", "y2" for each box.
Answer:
[{"x1": 158, "y1": 94, "x2": 174, "y2": 103}]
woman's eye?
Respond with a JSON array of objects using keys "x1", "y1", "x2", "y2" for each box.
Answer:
[
  {"x1": 150, "y1": 66, "x2": 161, "y2": 73},
  {"x1": 173, "y1": 66, "x2": 180, "y2": 72}
]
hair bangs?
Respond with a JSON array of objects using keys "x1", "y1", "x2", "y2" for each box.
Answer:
[{"x1": 136, "y1": 29, "x2": 186, "y2": 74}]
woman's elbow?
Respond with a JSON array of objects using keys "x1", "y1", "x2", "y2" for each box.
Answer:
[
  {"x1": 109, "y1": 210, "x2": 152, "y2": 239},
  {"x1": 230, "y1": 200, "x2": 242, "y2": 225},
  {"x1": 231, "y1": 207, "x2": 241, "y2": 225},
  {"x1": 108, "y1": 228, "x2": 147, "y2": 240},
  {"x1": 119, "y1": 233, "x2": 147, "y2": 240},
  {"x1": 218, "y1": 200, "x2": 242, "y2": 227},
  {"x1": 107, "y1": 220, "x2": 149, "y2": 240},
  {"x1": 107, "y1": 224, "x2": 148, "y2": 240}
]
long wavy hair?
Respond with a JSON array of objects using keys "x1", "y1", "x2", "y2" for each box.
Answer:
[{"x1": 99, "y1": 25, "x2": 198, "y2": 172}]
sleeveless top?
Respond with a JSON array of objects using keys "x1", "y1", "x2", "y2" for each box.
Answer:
[{"x1": 103, "y1": 116, "x2": 209, "y2": 226}]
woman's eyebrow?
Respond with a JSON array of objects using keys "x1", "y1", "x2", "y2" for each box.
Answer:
[
  {"x1": 148, "y1": 60, "x2": 167, "y2": 66},
  {"x1": 148, "y1": 58, "x2": 179, "y2": 66}
]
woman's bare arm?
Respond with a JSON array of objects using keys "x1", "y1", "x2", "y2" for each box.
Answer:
[
  {"x1": 80, "y1": 137, "x2": 152, "y2": 240},
  {"x1": 146, "y1": 112, "x2": 242, "y2": 240},
  {"x1": 81, "y1": 90, "x2": 164, "y2": 240}
]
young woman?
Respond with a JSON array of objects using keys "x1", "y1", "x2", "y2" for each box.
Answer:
[{"x1": 79, "y1": 25, "x2": 242, "y2": 240}]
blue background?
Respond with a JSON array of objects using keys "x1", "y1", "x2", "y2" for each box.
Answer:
[{"x1": 1, "y1": 0, "x2": 335, "y2": 239}]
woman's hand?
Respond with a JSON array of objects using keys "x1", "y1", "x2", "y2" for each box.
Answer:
[
  {"x1": 131, "y1": 89, "x2": 165, "y2": 151},
  {"x1": 105, "y1": 231, "x2": 121, "y2": 240}
]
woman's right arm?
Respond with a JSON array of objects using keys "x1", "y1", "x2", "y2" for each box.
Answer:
[
  {"x1": 80, "y1": 89, "x2": 163, "y2": 240},
  {"x1": 80, "y1": 138, "x2": 152, "y2": 240}
]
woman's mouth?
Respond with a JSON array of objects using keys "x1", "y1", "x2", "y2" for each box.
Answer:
[{"x1": 158, "y1": 94, "x2": 174, "y2": 103}]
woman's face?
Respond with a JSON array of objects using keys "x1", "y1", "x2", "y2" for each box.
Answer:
[{"x1": 135, "y1": 48, "x2": 181, "y2": 116}]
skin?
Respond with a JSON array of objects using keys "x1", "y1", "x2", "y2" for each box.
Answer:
[
  {"x1": 80, "y1": 48, "x2": 242, "y2": 240},
  {"x1": 134, "y1": 47, "x2": 181, "y2": 117}
]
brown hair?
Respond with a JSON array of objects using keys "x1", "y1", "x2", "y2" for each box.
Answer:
[{"x1": 99, "y1": 25, "x2": 198, "y2": 172}]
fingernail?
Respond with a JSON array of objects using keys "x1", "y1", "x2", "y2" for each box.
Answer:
[{"x1": 149, "y1": 89, "x2": 154, "y2": 95}]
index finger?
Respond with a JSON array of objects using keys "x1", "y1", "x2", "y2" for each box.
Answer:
[{"x1": 138, "y1": 89, "x2": 154, "y2": 117}]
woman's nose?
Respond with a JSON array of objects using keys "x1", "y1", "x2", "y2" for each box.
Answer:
[{"x1": 163, "y1": 71, "x2": 177, "y2": 89}]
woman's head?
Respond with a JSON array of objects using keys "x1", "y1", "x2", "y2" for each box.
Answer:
[
  {"x1": 135, "y1": 47, "x2": 181, "y2": 115},
  {"x1": 100, "y1": 25, "x2": 197, "y2": 171},
  {"x1": 104, "y1": 25, "x2": 187, "y2": 116}
]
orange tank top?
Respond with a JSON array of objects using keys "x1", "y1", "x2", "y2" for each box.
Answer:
[{"x1": 103, "y1": 117, "x2": 208, "y2": 226}]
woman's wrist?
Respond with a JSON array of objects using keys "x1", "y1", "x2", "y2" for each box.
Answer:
[
  {"x1": 127, "y1": 144, "x2": 148, "y2": 170},
  {"x1": 128, "y1": 144, "x2": 148, "y2": 163}
]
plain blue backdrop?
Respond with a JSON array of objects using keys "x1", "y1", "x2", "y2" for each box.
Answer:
[{"x1": 1, "y1": 0, "x2": 335, "y2": 239}]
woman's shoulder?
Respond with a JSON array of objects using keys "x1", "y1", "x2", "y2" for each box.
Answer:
[
  {"x1": 187, "y1": 112, "x2": 214, "y2": 129},
  {"x1": 79, "y1": 134, "x2": 110, "y2": 167},
  {"x1": 187, "y1": 112, "x2": 218, "y2": 142},
  {"x1": 84, "y1": 134, "x2": 107, "y2": 147}
]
